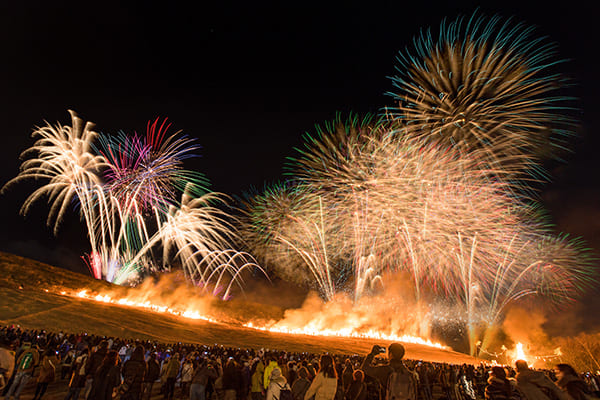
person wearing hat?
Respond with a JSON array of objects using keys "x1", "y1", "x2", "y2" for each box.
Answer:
[
  {"x1": 250, "y1": 357, "x2": 266, "y2": 400},
  {"x1": 266, "y1": 368, "x2": 290, "y2": 400},
  {"x1": 360, "y1": 343, "x2": 418, "y2": 400},
  {"x1": 264, "y1": 356, "x2": 280, "y2": 390}
]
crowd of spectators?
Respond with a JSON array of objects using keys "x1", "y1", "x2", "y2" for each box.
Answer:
[{"x1": 0, "y1": 326, "x2": 599, "y2": 400}]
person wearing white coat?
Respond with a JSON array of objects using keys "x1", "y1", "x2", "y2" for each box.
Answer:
[
  {"x1": 304, "y1": 355, "x2": 338, "y2": 400},
  {"x1": 266, "y1": 368, "x2": 291, "y2": 400}
]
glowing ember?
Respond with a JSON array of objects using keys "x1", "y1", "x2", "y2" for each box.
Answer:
[{"x1": 60, "y1": 287, "x2": 447, "y2": 349}]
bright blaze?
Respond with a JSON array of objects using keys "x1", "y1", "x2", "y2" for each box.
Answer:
[
  {"x1": 242, "y1": 322, "x2": 447, "y2": 349},
  {"x1": 64, "y1": 288, "x2": 215, "y2": 322},
  {"x1": 58, "y1": 287, "x2": 446, "y2": 349},
  {"x1": 515, "y1": 342, "x2": 527, "y2": 361},
  {"x1": 511, "y1": 342, "x2": 532, "y2": 366}
]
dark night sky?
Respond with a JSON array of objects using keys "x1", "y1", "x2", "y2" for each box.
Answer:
[{"x1": 0, "y1": 1, "x2": 598, "y2": 331}]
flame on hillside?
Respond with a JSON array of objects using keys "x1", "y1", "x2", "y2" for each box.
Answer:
[
  {"x1": 56, "y1": 273, "x2": 217, "y2": 322},
  {"x1": 244, "y1": 291, "x2": 447, "y2": 349},
  {"x1": 51, "y1": 275, "x2": 447, "y2": 350},
  {"x1": 71, "y1": 289, "x2": 216, "y2": 322},
  {"x1": 244, "y1": 321, "x2": 447, "y2": 348}
]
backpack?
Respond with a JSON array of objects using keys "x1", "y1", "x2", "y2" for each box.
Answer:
[
  {"x1": 19, "y1": 352, "x2": 33, "y2": 370},
  {"x1": 278, "y1": 383, "x2": 293, "y2": 400},
  {"x1": 292, "y1": 379, "x2": 311, "y2": 400},
  {"x1": 386, "y1": 367, "x2": 416, "y2": 400},
  {"x1": 78, "y1": 355, "x2": 88, "y2": 376},
  {"x1": 365, "y1": 375, "x2": 382, "y2": 400}
]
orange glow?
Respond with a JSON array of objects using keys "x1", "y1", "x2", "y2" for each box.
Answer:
[
  {"x1": 506, "y1": 342, "x2": 533, "y2": 367},
  {"x1": 514, "y1": 342, "x2": 529, "y2": 363},
  {"x1": 72, "y1": 289, "x2": 216, "y2": 322},
  {"x1": 60, "y1": 287, "x2": 446, "y2": 349},
  {"x1": 243, "y1": 321, "x2": 447, "y2": 349}
]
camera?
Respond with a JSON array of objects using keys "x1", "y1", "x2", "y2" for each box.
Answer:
[{"x1": 373, "y1": 345, "x2": 386, "y2": 354}]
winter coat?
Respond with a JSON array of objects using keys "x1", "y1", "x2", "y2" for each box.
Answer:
[
  {"x1": 265, "y1": 361, "x2": 281, "y2": 389},
  {"x1": 516, "y1": 369, "x2": 569, "y2": 400},
  {"x1": 345, "y1": 382, "x2": 367, "y2": 400},
  {"x1": 242, "y1": 365, "x2": 251, "y2": 396},
  {"x1": 164, "y1": 357, "x2": 180, "y2": 379},
  {"x1": 0, "y1": 347, "x2": 15, "y2": 382},
  {"x1": 15, "y1": 348, "x2": 40, "y2": 375},
  {"x1": 181, "y1": 362, "x2": 194, "y2": 383},
  {"x1": 360, "y1": 353, "x2": 418, "y2": 400},
  {"x1": 69, "y1": 355, "x2": 88, "y2": 389},
  {"x1": 86, "y1": 348, "x2": 107, "y2": 377},
  {"x1": 266, "y1": 376, "x2": 291, "y2": 400},
  {"x1": 292, "y1": 378, "x2": 311, "y2": 400},
  {"x1": 485, "y1": 377, "x2": 522, "y2": 400},
  {"x1": 121, "y1": 359, "x2": 146, "y2": 399},
  {"x1": 556, "y1": 374, "x2": 591, "y2": 400},
  {"x1": 252, "y1": 365, "x2": 266, "y2": 393},
  {"x1": 223, "y1": 363, "x2": 242, "y2": 391},
  {"x1": 144, "y1": 359, "x2": 160, "y2": 383},
  {"x1": 38, "y1": 355, "x2": 58, "y2": 383},
  {"x1": 342, "y1": 368, "x2": 354, "y2": 391},
  {"x1": 192, "y1": 364, "x2": 218, "y2": 386},
  {"x1": 89, "y1": 364, "x2": 121, "y2": 400},
  {"x1": 62, "y1": 351, "x2": 76, "y2": 370},
  {"x1": 304, "y1": 372, "x2": 338, "y2": 400}
]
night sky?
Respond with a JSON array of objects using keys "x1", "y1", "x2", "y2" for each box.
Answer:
[{"x1": 0, "y1": 1, "x2": 598, "y2": 332}]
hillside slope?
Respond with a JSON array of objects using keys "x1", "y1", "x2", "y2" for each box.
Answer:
[{"x1": 0, "y1": 252, "x2": 480, "y2": 363}]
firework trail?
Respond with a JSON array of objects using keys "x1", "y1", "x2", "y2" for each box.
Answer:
[
  {"x1": 90, "y1": 118, "x2": 209, "y2": 281},
  {"x1": 243, "y1": 183, "x2": 342, "y2": 300},
  {"x1": 2, "y1": 110, "x2": 108, "y2": 263},
  {"x1": 4, "y1": 111, "x2": 258, "y2": 294},
  {"x1": 246, "y1": 110, "x2": 594, "y2": 353},
  {"x1": 287, "y1": 115, "x2": 515, "y2": 302},
  {"x1": 3, "y1": 10, "x2": 595, "y2": 353},
  {"x1": 287, "y1": 115, "x2": 407, "y2": 301},
  {"x1": 2, "y1": 110, "x2": 106, "y2": 233},
  {"x1": 97, "y1": 118, "x2": 208, "y2": 211},
  {"x1": 129, "y1": 189, "x2": 265, "y2": 299},
  {"x1": 388, "y1": 12, "x2": 574, "y2": 188}
]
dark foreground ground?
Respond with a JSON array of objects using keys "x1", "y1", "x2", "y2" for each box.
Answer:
[{"x1": 6, "y1": 377, "x2": 178, "y2": 400}]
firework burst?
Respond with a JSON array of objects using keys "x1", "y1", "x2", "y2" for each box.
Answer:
[
  {"x1": 4, "y1": 111, "x2": 258, "y2": 294},
  {"x1": 388, "y1": 12, "x2": 574, "y2": 186},
  {"x1": 97, "y1": 118, "x2": 208, "y2": 211},
  {"x1": 2, "y1": 110, "x2": 107, "y2": 235},
  {"x1": 246, "y1": 110, "x2": 594, "y2": 353},
  {"x1": 242, "y1": 183, "x2": 344, "y2": 300}
]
